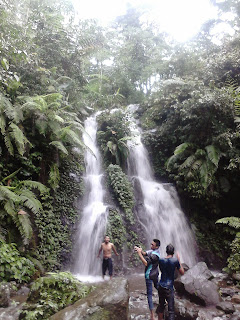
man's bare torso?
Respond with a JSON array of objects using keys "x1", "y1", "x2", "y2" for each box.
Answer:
[{"x1": 101, "y1": 242, "x2": 114, "y2": 258}]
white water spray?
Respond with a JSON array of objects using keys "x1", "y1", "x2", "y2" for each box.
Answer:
[
  {"x1": 127, "y1": 111, "x2": 197, "y2": 267},
  {"x1": 72, "y1": 115, "x2": 108, "y2": 277}
]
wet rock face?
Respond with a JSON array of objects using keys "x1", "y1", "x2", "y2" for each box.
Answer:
[{"x1": 50, "y1": 277, "x2": 129, "y2": 320}]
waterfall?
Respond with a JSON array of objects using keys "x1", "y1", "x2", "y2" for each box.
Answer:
[
  {"x1": 72, "y1": 114, "x2": 108, "y2": 277},
  {"x1": 127, "y1": 113, "x2": 197, "y2": 267}
]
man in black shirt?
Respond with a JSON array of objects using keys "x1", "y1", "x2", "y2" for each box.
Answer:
[{"x1": 157, "y1": 244, "x2": 184, "y2": 320}]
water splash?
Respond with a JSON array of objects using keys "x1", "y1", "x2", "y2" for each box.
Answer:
[
  {"x1": 127, "y1": 112, "x2": 197, "y2": 267},
  {"x1": 72, "y1": 115, "x2": 108, "y2": 276}
]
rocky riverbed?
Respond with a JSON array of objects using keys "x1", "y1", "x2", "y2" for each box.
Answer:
[{"x1": 0, "y1": 263, "x2": 240, "y2": 319}]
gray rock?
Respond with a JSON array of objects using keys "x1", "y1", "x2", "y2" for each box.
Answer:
[
  {"x1": 184, "y1": 262, "x2": 214, "y2": 280},
  {"x1": 229, "y1": 311, "x2": 240, "y2": 320},
  {"x1": 232, "y1": 273, "x2": 240, "y2": 282},
  {"x1": 50, "y1": 277, "x2": 129, "y2": 320},
  {"x1": 231, "y1": 295, "x2": 240, "y2": 304},
  {"x1": 175, "y1": 297, "x2": 199, "y2": 319},
  {"x1": 16, "y1": 286, "x2": 30, "y2": 297},
  {"x1": 216, "y1": 301, "x2": 235, "y2": 314},
  {"x1": 0, "y1": 303, "x2": 23, "y2": 320},
  {"x1": 0, "y1": 284, "x2": 11, "y2": 307},
  {"x1": 175, "y1": 262, "x2": 221, "y2": 306},
  {"x1": 219, "y1": 287, "x2": 238, "y2": 298}
]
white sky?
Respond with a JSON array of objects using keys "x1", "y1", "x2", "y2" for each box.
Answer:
[{"x1": 71, "y1": 0, "x2": 219, "y2": 42}]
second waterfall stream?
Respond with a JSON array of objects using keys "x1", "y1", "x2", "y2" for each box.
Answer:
[{"x1": 127, "y1": 108, "x2": 197, "y2": 267}]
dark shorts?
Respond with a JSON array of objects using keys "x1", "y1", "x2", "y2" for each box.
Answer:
[{"x1": 102, "y1": 258, "x2": 113, "y2": 276}]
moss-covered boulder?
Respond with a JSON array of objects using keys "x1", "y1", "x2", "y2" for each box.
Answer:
[{"x1": 50, "y1": 277, "x2": 129, "y2": 320}]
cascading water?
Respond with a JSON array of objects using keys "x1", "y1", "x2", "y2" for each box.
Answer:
[
  {"x1": 72, "y1": 114, "x2": 108, "y2": 278},
  {"x1": 127, "y1": 109, "x2": 197, "y2": 267}
]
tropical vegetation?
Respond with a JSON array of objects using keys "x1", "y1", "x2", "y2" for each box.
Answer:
[{"x1": 0, "y1": 0, "x2": 240, "y2": 317}]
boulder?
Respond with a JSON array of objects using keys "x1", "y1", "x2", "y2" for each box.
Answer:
[
  {"x1": 219, "y1": 287, "x2": 237, "y2": 298},
  {"x1": 50, "y1": 277, "x2": 129, "y2": 320},
  {"x1": 232, "y1": 273, "x2": 240, "y2": 282},
  {"x1": 216, "y1": 301, "x2": 235, "y2": 314},
  {"x1": 175, "y1": 262, "x2": 221, "y2": 306},
  {"x1": 0, "y1": 283, "x2": 11, "y2": 307},
  {"x1": 231, "y1": 295, "x2": 240, "y2": 304},
  {"x1": 229, "y1": 311, "x2": 240, "y2": 320}
]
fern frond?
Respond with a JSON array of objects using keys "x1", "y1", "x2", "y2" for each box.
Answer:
[
  {"x1": 21, "y1": 180, "x2": 49, "y2": 193},
  {"x1": 18, "y1": 189, "x2": 42, "y2": 214},
  {"x1": 205, "y1": 145, "x2": 221, "y2": 167},
  {"x1": 0, "y1": 115, "x2": 6, "y2": 135},
  {"x1": 174, "y1": 142, "x2": 193, "y2": 155},
  {"x1": 179, "y1": 155, "x2": 196, "y2": 170},
  {"x1": 4, "y1": 132, "x2": 14, "y2": 155},
  {"x1": 49, "y1": 141, "x2": 68, "y2": 155},
  {"x1": 18, "y1": 213, "x2": 33, "y2": 245},
  {"x1": 166, "y1": 154, "x2": 178, "y2": 170},
  {"x1": 2, "y1": 168, "x2": 21, "y2": 182},
  {"x1": 4, "y1": 200, "x2": 17, "y2": 216},
  {"x1": 0, "y1": 186, "x2": 21, "y2": 202},
  {"x1": 48, "y1": 164, "x2": 60, "y2": 190},
  {"x1": 42, "y1": 93, "x2": 62, "y2": 105},
  {"x1": 9, "y1": 122, "x2": 30, "y2": 156},
  {"x1": 216, "y1": 217, "x2": 240, "y2": 229},
  {"x1": 53, "y1": 115, "x2": 65, "y2": 123}
]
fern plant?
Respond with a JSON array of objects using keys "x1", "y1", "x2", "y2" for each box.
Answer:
[
  {"x1": 0, "y1": 171, "x2": 48, "y2": 245},
  {"x1": 216, "y1": 217, "x2": 240, "y2": 273},
  {"x1": 20, "y1": 272, "x2": 93, "y2": 320},
  {"x1": 0, "y1": 93, "x2": 30, "y2": 156},
  {"x1": 167, "y1": 142, "x2": 224, "y2": 197}
]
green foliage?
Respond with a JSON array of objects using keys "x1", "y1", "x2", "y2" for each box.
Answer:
[
  {"x1": 0, "y1": 172, "x2": 48, "y2": 245},
  {"x1": 216, "y1": 217, "x2": 240, "y2": 273},
  {"x1": 35, "y1": 156, "x2": 84, "y2": 270},
  {"x1": 226, "y1": 233, "x2": 240, "y2": 273},
  {"x1": 107, "y1": 164, "x2": 135, "y2": 224},
  {"x1": 20, "y1": 272, "x2": 93, "y2": 320},
  {"x1": 106, "y1": 209, "x2": 127, "y2": 252},
  {"x1": 97, "y1": 109, "x2": 131, "y2": 168},
  {"x1": 0, "y1": 241, "x2": 36, "y2": 283}
]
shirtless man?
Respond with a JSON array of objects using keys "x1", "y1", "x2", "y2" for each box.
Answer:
[{"x1": 97, "y1": 235, "x2": 119, "y2": 280}]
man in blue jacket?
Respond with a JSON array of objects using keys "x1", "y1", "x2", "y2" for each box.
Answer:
[
  {"x1": 157, "y1": 244, "x2": 184, "y2": 320},
  {"x1": 135, "y1": 239, "x2": 161, "y2": 320}
]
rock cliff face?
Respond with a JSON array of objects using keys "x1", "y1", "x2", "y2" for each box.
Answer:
[{"x1": 50, "y1": 277, "x2": 129, "y2": 320}]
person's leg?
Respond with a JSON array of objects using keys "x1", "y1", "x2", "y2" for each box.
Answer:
[
  {"x1": 102, "y1": 259, "x2": 107, "y2": 280},
  {"x1": 108, "y1": 258, "x2": 113, "y2": 280},
  {"x1": 166, "y1": 289, "x2": 175, "y2": 320},
  {"x1": 156, "y1": 286, "x2": 166, "y2": 320},
  {"x1": 146, "y1": 279, "x2": 156, "y2": 320}
]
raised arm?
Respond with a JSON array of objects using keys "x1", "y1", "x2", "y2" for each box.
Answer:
[
  {"x1": 135, "y1": 246, "x2": 148, "y2": 266},
  {"x1": 176, "y1": 252, "x2": 184, "y2": 275}
]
